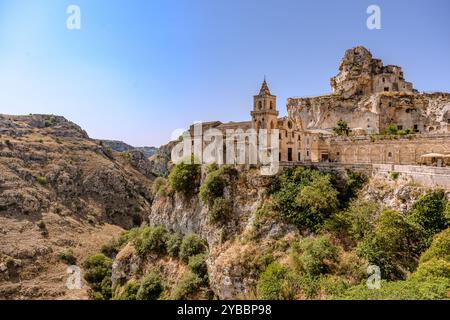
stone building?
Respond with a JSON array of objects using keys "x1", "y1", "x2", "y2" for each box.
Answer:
[{"x1": 189, "y1": 46, "x2": 450, "y2": 167}]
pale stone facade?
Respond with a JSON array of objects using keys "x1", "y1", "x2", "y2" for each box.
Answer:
[{"x1": 190, "y1": 46, "x2": 450, "y2": 167}]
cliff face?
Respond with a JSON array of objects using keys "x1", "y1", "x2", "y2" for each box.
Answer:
[
  {"x1": 287, "y1": 46, "x2": 450, "y2": 135},
  {"x1": 0, "y1": 114, "x2": 156, "y2": 299}
]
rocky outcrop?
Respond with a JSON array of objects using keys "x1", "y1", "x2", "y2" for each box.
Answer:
[
  {"x1": 287, "y1": 47, "x2": 450, "y2": 135},
  {"x1": 0, "y1": 114, "x2": 88, "y2": 139},
  {"x1": 147, "y1": 140, "x2": 178, "y2": 176},
  {"x1": 0, "y1": 114, "x2": 156, "y2": 299},
  {"x1": 101, "y1": 140, "x2": 157, "y2": 158}
]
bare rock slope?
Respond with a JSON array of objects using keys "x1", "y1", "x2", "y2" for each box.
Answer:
[{"x1": 0, "y1": 114, "x2": 156, "y2": 299}]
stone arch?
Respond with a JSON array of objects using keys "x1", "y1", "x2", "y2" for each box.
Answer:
[
  {"x1": 369, "y1": 145, "x2": 383, "y2": 163},
  {"x1": 385, "y1": 147, "x2": 397, "y2": 164},
  {"x1": 357, "y1": 146, "x2": 370, "y2": 163}
]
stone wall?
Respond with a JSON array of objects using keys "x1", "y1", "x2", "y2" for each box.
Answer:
[
  {"x1": 321, "y1": 134, "x2": 450, "y2": 165},
  {"x1": 372, "y1": 164, "x2": 450, "y2": 189}
]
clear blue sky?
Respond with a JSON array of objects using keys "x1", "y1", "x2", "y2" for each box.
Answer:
[{"x1": 0, "y1": 0, "x2": 449, "y2": 147}]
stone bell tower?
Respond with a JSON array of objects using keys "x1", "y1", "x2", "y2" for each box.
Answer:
[{"x1": 251, "y1": 78, "x2": 279, "y2": 131}]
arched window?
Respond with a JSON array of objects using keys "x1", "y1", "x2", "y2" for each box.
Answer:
[
  {"x1": 270, "y1": 121, "x2": 275, "y2": 130},
  {"x1": 258, "y1": 101, "x2": 262, "y2": 110},
  {"x1": 388, "y1": 152, "x2": 393, "y2": 157},
  {"x1": 270, "y1": 101, "x2": 273, "y2": 109}
]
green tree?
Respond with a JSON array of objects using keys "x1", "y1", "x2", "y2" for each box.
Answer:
[
  {"x1": 294, "y1": 236, "x2": 338, "y2": 277},
  {"x1": 408, "y1": 190, "x2": 449, "y2": 247},
  {"x1": 332, "y1": 120, "x2": 350, "y2": 136}
]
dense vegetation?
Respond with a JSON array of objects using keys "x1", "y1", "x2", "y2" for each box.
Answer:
[
  {"x1": 86, "y1": 226, "x2": 210, "y2": 300},
  {"x1": 86, "y1": 165, "x2": 449, "y2": 300},
  {"x1": 253, "y1": 168, "x2": 450, "y2": 299}
]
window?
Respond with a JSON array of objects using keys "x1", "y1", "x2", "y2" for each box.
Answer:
[
  {"x1": 279, "y1": 152, "x2": 281, "y2": 161},
  {"x1": 388, "y1": 152, "x2": 392, "y2": 157},
  {"x1": 298, "y1": 152, "x2": 301, "y2": 161},
  {"x1": 292, "y1": 132, "x2": 294, "y2": 138},
  {"x1": 258, "y1": 101, "x2": 262, "y2": 109},
  {"x1": 288, "y1": 148, "x2": 292, "y2": 162},
  {"x1": 298, "y1": 135, "x2": 301, "y2": 141},
  {"x1": 270, "y1": 101, "x2": 273, "y2": 109},
  {"x1": 287, "y1": 121, "x2": 293, "y2": 129},
  {"x1": 285, "y1": 131, "x2": 288, "y2": 138},
  {"x1": 397, "y1": 125, "x2": 403, "y2": 130},
  {"x1": 382, "y1": 77, "x2": 385, "y2": 83},
  {"x1": 306, "y1": 151, "x2": 310, "y2": 157},
  {"x1": 414, "y1": 124, "x2": 418, "y2": 131},
  {"x1": 279, "y1": 133, "x2": 281, "y2": 139},
  {"x1": 384, "y1": 87, "x2": 389, "y2": 92}
]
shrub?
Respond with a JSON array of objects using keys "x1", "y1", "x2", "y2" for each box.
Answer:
[
  {"x1": 357, "y1": 210, "x2": 421, "y2": 279},
  {"x1": 294, "y1": 236, "x2": 338, "y2": 277},
  {"x1": 199, "y1": 171, "x2": 227, "y2": 204},
  {"x1": 208, "y1": 197, "x2": 233, "y2": 225},
  {"x1": 166, "y1": 232, "x2": 183, "y2": 258},
  {"x1": 317, "y1": 275, "x2": 350, "y2": 298},
  {"x1": 37, "y1": 220, "x2": 46, "y2": 230},
  {"x1": 152, "y1": 177, "x2": 167, "y2": 197},
  {"x1": 382, "y1": 124, "x2": 398, "y2": 135},
  {"x1": 171, "y1": 271, "x2": 203, "y2": 300},
  {"x1": 168, "y1": 160, "x2": 201, "y2": 197},
  {"x1": 136, "y1": 272, "x2": 164, "y2": 300},
  {"x1": 408, "y1": 190, "x2": 449, "y2": 246},
  {"x1": 326, "y1": 200, "x2": 379, "y2": 243},
  {"x1": 101, "y1": 238, "x2": 123, "y2": 258},
  {"x1": 257, "y1": 262, "x2": 292, "y2": 300},
  {"x1": 411, "y1": 258, "x2": 450, "y2": 281},
  {"x1": 296, "y1": 174, "x2": 339, "y2": 230},
  {"x1": 334, "y1": 278, "x2": 450, "y2": 300},
  {"x1": 332, "y1": 120, "x2": 350, "y2": 136},
  {"x1": 390, "y1": 171, "x2": 400, "y2": 180},
  {"x1": 419, "y1": 228, "x2": 450, "y2": 264},
  {"x1": 273, "y1": 168, "x2": 339, "y2": 230},
  {"x1": 179, "y1": 234, "x2": 207, "y2": 263},
  {"x1": 37, "y1": 220, "x2": 48, "y2": 236},
  {"x1": 115, "y1": 280, "x2": 140, "y2": 300},
  {"x1": 188, "y1": 253, "x2": 208, "y2": 280},
  {"x1": 83, "y1": 253, "x2": 113, "y2": 300},
  {"x1": 205, "y1": 163, "x2": 218, "y2": 173},
  {"x1": 59, "y1": 249, "x2": 77, "y2": 265},
  {"x1": 134, "y1": 226, "x2": 168, "y2": 257},
  {"x1": 35, "y1": 176, "x2": 47, "y2": 185}
]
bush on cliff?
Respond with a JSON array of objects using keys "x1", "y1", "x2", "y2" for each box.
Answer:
[
  {"x1": 272, "y1": 168, "x2": 339, "y2": 231},
  {"x1": 136, "y1": 272, "x2": 164, "y2": 300},
  {"x1": 179, "y1": 234, "x2": 207, "y2": 263},
  {"x1": 168, "y1": 159, "x2": 201, "y2": 197},
  {"x1": 83, "y1": 253, "x2": 113, "y2": 300},
  {"x1": 134, "y1": 226, "x2": 168, "y2": 257}
]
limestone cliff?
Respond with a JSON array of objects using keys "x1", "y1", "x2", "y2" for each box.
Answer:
[
  {"x1": 0, "y1": 114, "x2": 156, "y2": 299},
  {"x1": 287, "y1": 46, "x2": 450, "y2": 135}
]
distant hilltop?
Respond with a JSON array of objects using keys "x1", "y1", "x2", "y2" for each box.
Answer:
[{"x1": 100, "y1": 140, "x2": 157, "y2": 158}]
